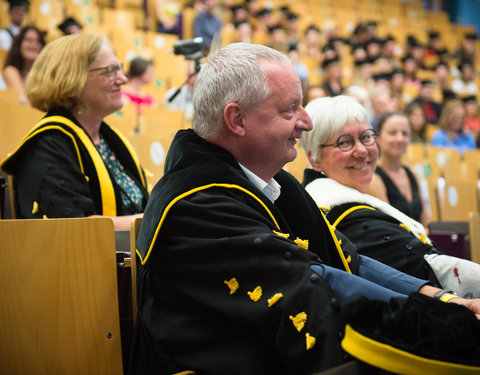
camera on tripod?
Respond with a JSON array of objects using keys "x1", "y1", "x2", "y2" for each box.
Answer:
[{"x1": 173, "y1": 37, "x2": 205, "y2": 61}]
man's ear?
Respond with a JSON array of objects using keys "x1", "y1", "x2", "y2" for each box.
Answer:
[
  {"x1": 224, "y1": 103, "x2": 245, "y2": 136},
  {"x1": 307, "y1": 150, "x2": 322, "y2": 172}
]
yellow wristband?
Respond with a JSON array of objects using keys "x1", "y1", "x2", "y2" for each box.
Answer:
[{"x1": 440, "y1": 293, "x2": 458, "y2": 303}]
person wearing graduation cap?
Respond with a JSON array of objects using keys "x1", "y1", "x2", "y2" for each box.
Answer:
[
  {"x1": 0, "y1": 0, "x2": 29, "y2": 51},
  {"x1": 321, "y1": 56, "x2": 344, "y2": 97},
  {"x1": 412, "y1": 80, "x2": 443, "y2": 124},
  {"x1": 57, "y1": 17, "x2": 83, "y2": 35},
  {"x1": 463, "y1": 95, "x2": 480, "y2": 132}
]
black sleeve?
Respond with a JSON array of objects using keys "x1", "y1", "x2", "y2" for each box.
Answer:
[
  {"x1": 139, "y1": 187, "x2": 346, "y2": 374},
  {"x1": 15, "y1": 132, "x2": 97, "y2": 218}
]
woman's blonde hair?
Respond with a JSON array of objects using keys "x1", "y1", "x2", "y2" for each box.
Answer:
[
  {"x1": 438, "y1": 99, "x2": 466, "y2": 132},
  {"x1": 25, "y1": 34, "x2": 104, "y2": 112}
]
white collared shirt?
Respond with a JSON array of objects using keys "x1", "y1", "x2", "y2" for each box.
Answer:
[{"x1": 238, "y1": 163, "x2": 281, "y2": 203}]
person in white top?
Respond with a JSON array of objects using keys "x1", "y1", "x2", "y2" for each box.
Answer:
[{"x1": 0, "y1": 0, "x2": 29, "y2": 51}]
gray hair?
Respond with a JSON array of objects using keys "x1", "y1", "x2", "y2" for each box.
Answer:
[
  {"x1": 300, "y1": 95, "x2": 370, "y2": 162},
  {"x1": 192, "y1": 42, "x2": 291, "y2": 139}
]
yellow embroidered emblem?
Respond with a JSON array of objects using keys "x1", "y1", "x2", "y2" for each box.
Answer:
[
  {"x1": 42, "y1": 215, "x2": 48, "y2": 219},
  {"x1": 305, "y1": 333, "x2": 316, "y2": 350},
  {"x1": 318, "y1": 206, "x2": 331, "y2": 211},
  {"x1": 294, "y1": 237, "x2": 309, "y2": 249},
  {"x1": 144, "y1": 169, "x2": 154, "y2": 178},
  {"x1": 84, "y1": 175, "x2": 90, "y2": 182},
  {"x1": 273, "y1": 230, "x2": 290, "y2": 239},
  {"x1": 346, "y1": 255, "x2": 351, "y2": 263},
  {"x1": 399, "y1": 223, "x2": 410, "y2": 232},
  {"x1": 247, "y1": 286, "x2": 262, "y2": 302},
  {"x1": 32, "y1": 201, "x2": 39, "y2": 214},
  {"x1": 289, "y1": 312, "x2": 307, "y2": 332},
  {"x1": 418, "y1": 233, "x2": 432, "y2": 245},
  {"x1": 267, "y1": 293, "x2": 283, "y2": 307},
  {"x1": 224, "y1": 278, "x2": 239, "y2": 295}
]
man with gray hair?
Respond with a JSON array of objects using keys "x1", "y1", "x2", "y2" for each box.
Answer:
[{"x1": 129, "y1": 43, "x2": 480, "y2": 374}]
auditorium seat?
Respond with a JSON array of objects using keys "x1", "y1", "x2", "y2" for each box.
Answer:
[{"x1": 0, "y1": 217, "x2": 123, "y2": 374}]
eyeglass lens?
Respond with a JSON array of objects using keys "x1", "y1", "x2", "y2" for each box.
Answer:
[{"x1": 336, "y1": 129, "x2": 376, "y2": 151}]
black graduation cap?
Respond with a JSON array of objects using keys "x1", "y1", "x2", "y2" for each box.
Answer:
[
  {"x1": 354, "y1": 58, "x2": 370, "y2": 67},
  {"x1": 428, "y1": 31, "x2": 440, "y2": 39},
  {"x1": 257, "y1": 8, "x2": 272, "y2": 17},
  {"x1": 373, "y1": 72, "x2": 392, "y2": 82},
  {"x1": 7, "y1": 0, "x2": 29, "y2": 9},
  {"x1": 420, "y1": 79, "x2": 434, "y2": 86},
  {"x1": 305, "y1": 24, "x2": 320, "y2": 34},
  {"x1": 286, "y1": 12, "x2": 298, "y2": 21},
  {"x1": 57, "y1": 17, "x2": 83, "y2": 35},
  {"x1": 465, "y1": 32, "x2": 477, "y2": 41},
  {"x1": 322, "y1": 56, "x2": 340, "y2": 69},
  {"x1": 366, "y1": 37, "x2": 383, "y2": 47},
  {"x1": 391, "y1": 68, "x2": 403, "y2": 76},
  {"x1": 401, "y1": 54, "x2": 415, "y2": 63},
  {"x1": 322, "y1": 44, "x2": 335, "y2": 53},
  {"x1": 461, "y1": 95, "x2": 478, "y2": 103},
  {"x1": 384, "y1": 34, "x2": 396, "y2": 42},
  {"x1": 442, "y1": 89, "x2": 457, "y2": 101}
]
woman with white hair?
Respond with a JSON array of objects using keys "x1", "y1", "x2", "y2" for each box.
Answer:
[{"x1": 300, "y1": 95, "x2": 480, "y2": 298}]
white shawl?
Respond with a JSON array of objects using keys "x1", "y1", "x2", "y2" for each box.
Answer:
[{"x1": 305, "y1": 177, "x2": 429, "y2": 242}]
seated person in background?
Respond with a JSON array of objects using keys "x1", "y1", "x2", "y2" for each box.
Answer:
[
  {"x1": 193, "y1": 0, "x2": 222, "y2": 50},
  {"x1": 122, "y1": 57, "x2": 155, "y2": 115},
  {"x1": 411, "y1": 80, "x2": 442, "y2": 124},
  {"x1": 164, "y1": 60, "x2": 196, "y2": 121},
  {"x1": 0, "y1": 34, "x2": 149, "y2": 231},
  {"x1": 463, "y1": 95, "x2": 480, "y2": 132},
  {"x1": 155, "y1": 0, "x2": 183, "y2": 37},
  {"x1": 404, "y1": 101, "x2": 429, "y2": 143},
  {"x1": 301, "y1": 95, "x2": 480, "y2": 299},
  {"x1": 0, "y1": 0, "x2": 29, "y2": 51},
  {"x1": 368, "y1": 112, "x2": 430, "y2": 227},
  {"x1": 2, "y1": 25, "x2": 45, "y2": 104},
  {"x1": 451, "y1": 60, "x2": 478, "y2": 97},
  {"x1": 57, "y1": 16, "x2": 83, "y2": 35},
  {"x1": 431, "y1": 99, "x2": 476, "y2": 156},
  {"x1": 130, "y1": 43, "x2": 480, "y2": 375}
]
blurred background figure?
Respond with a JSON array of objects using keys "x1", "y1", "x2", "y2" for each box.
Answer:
[
  {"x1": 155, "y1": 0, "x2": 183, "y2": 38},
  {"x1": 122, "y1": 57, "x2": 155, "y2": 115},
  {"x1": 404, "y1": 102, "x2": 429, "y2": 143},
  {"x1": 193, "y1": 0, "x2": 222, "y2": 51},
  {"x1": 2, "y1": 25, "x2": 45, "y2": 103},
  {"x1": 368, "y1": 112, "x2": 431, "y2": 228},
  {"x1": 411, "y1": 80, "x2": 442, "y2": 124},
  {"x1": 321, "y1": 56, "x2": 343, "y2": 97},
  {"x1": 164, "y1": 60, "x2": 196, "y2": 121},
  {"x1": 463, "y1": 95, "x2": 480, "y2": 133},
  {"x1": 370, "y1": 86, "x2": 395, "y2": 130},
  {"x1": 1, "y1": 34, "x2": 148, "y2": 230},
  {"x1": 451, "y1": 61, "x2": 478, "y2": 97},
  {"x1": 0, "y1": 0, "x2": 29, "y2": 51},
  {"x1": 431, "y1": 99, "x2": 476, "y2": 156},
  {"x1": 57, "y1": 16, "x2": 83, "y2": 35}
]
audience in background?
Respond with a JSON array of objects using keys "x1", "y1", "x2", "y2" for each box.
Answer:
[
  {"x1": 369, "y1": 112, "x2": 431, "y2": 227},
  {"x1": 404, "y1": 102, "x2": 429, "y2": 143},
  {"x1": 463, "y1": 95, "x2": 480, "y2": 132},
  {"x1": 122, "y1": 57, "x2": 155, "y2": 115},
  {"x1": 431, "y1": 99, "x2": 476, "y2": 155},
  {"x1": 0, "y1": 0, "x2": 29, "y2": 51},
  {"x1": 411, "y1": 80, "x2": 443, "y2": 124},
  {"x1": 451, "y1": 61, "x2": 478, "y2": 97},
  {"x1": 155, "y1": 0, "x2": 183, "y2": 37},
  {"x1": 193, "y1": 0, "x2": 222, "y2": 50},
  {"x1": 57, "y1": 16, "x2": 83, "y2": 35},
  {"x1": 2, "y1": 25, "x2": 45, "y2": 104}
]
